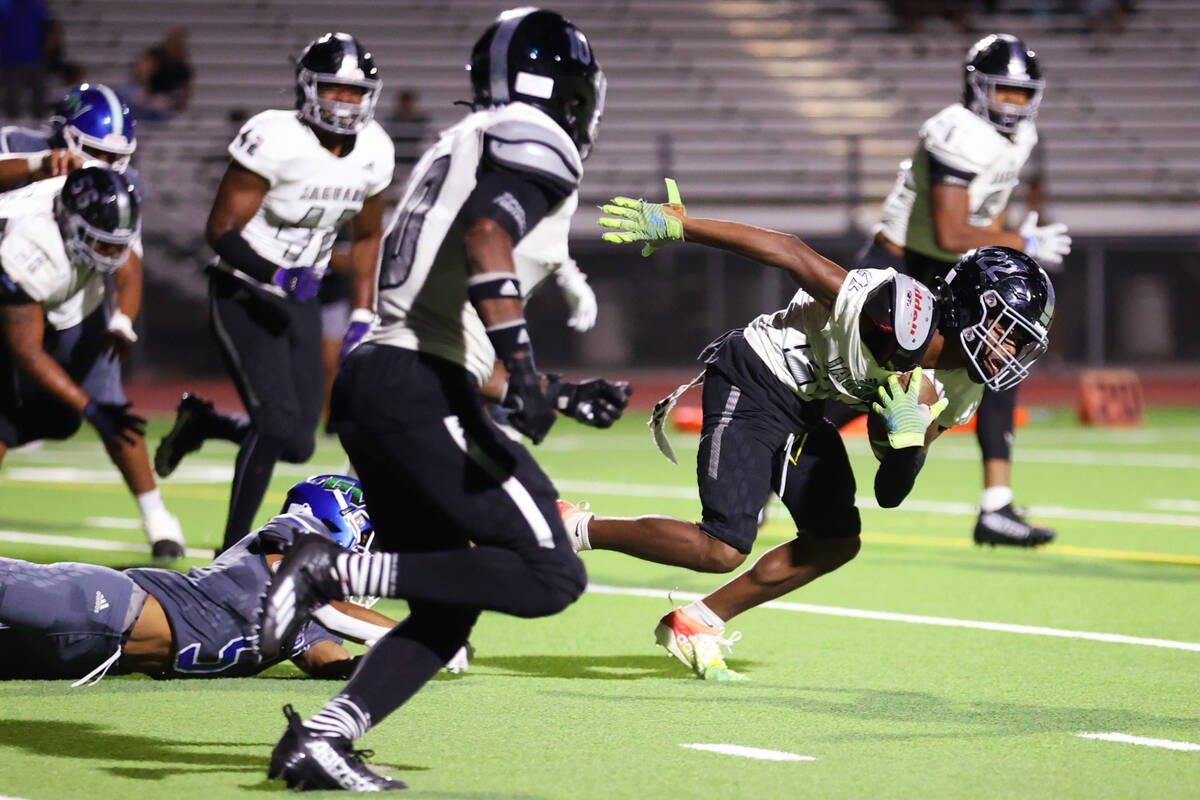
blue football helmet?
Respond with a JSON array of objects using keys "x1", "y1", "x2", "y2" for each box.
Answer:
[
  {"x1": 281, "y1": 474, "x2": 373, "y2": 552},
  {"x1": 50, "y1": 84, "x2": 137, "y2": 172},
  {"x1": 54, "y1": 165, "x2": 141, "y2": 274}
]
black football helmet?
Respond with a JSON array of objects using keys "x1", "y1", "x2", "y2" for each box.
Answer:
[
  {"x1": 468, "y1": 8, "x2": 606, "y2": 159},
  {"x1": 295, "y1": 32, "x2": 381, "y2": 134},
  {"x1": 54, "y1": 164, "x2": 141, "y2": 274},
  {"x1": 963, "y1": 33, "x2": 1044, "y2": 134},
  {"x1": 933, "y1": 246, "x2": 1055, "y2": 392}
]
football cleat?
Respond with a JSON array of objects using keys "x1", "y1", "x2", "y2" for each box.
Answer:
[
  {"x1": 269, "y1": 704, "x2": 407, "y2": 791},
  {"x1": 150, "y1": 539, "x2": 184, "y2": 561},
  {"x1": 154, "y1": 393, "x2": 215, "y2": 478},
  {"x1": 556, "y1": 499, "x2": 593, "y2": 553},
  {"x1": 654, "y1": 608, "x2": 745, "y2": 681},
  {"x1": 974, "y1": 504, "x2": 1055, "y2": 547},
  {"x1": 257, "y1": 532, "x2": 348, "y2": 658}
]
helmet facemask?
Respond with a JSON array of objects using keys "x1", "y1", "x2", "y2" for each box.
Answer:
[
  {"x1": 63, "y1": 125, "x2": 136, "y2": 173},
  {"x1": 959, "y1": 289, "x2": 1050, "y2": 391},
  {"x1": 966, "y1": 69, "x2": 1044, "y2": 134},
  {"x1": 298, "y1": 69, "x2": 381, "y2": 135},
  {"x1": 577, "y1": 69, "x2": 606, "y2": 160}
]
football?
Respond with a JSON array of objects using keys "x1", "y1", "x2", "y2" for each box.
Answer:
[{"x1": 867, "y1": 370, "x2": 941, "y2": 460}]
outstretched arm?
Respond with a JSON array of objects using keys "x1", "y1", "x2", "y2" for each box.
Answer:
[{"x1": 599, "y1": 179, "x2": 847, "y2": 309}]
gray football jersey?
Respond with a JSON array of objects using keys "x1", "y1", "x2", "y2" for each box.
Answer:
[{"x1": 125, "y1": 513, "x2": 341, "y2": 677}]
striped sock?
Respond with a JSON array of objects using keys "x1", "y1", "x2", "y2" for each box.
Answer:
[
  {"x1": 302, "y1": 694, "x2": 372, "y2": 741},
  {"x1": 334, "y1": 551, "x2": 398, "y2": 598}
]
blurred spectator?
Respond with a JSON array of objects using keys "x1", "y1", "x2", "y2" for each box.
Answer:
[
  {"x1": 116, "y1": 49, "x2": 162, "y2": 121},
  {"x1": 385, "y1": 89, "x2": 430, "y2": 172},
  {"x1": 1084, "y1": 0, "x2": 1136, "y2": 36},
  {"x1": 43, "y1": 19, "x2": 84, "y2": 88},
  {"x1": 0, "y1": 0, "x2": 49, "y2": 118},
  {"x1": 147, "y1": 28, "x2": 193, "y2": 114}
]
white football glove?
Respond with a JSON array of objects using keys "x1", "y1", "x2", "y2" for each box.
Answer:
[
  {"x1": 1019, "y1": 211, "x2": 1071, "y2": 270},
  {"x1": 107, "y1": 310, "x2": 138, "y2": 344},
  {"x1": 554, "y1": 258, "x2": 598, "y2": 332}
]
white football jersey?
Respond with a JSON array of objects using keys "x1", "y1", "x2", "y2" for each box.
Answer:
[
  {"x1": 219, "y1": 109, "x2": 394, "y2": 295},
  {"x1": 742, "y1": 267, "x2": 982, "y2": 425},
  {"x1": 0, "y1": 176, "x2": 106, "y2": 330},
  {"x1": 368, "y1": 102, "x2": 583, "y2": 386},
  {"x1": 876, "y1": 103, "x2": 1037, "y2": 263}
]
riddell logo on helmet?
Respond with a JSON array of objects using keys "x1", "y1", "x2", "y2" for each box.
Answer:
[{"x1": 906, "y1": 286, "x2": 923, "y2": 338}]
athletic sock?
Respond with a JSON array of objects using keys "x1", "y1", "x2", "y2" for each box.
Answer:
[
  {"x1": 303, "y1": 694, "x2": 372, "y2": 741},
  {"x1": 334, "y1": 551, "x2": 399, "y2": 598},
  {"x1": 683, "y1": 599, "x2": 726, "y2": 630},
  {"x1": 135, "y1": 488, "x2": 166, "y2": 518},
  {"x1": 981, "y1": 486, "x2": 1014, "y2": 513}
]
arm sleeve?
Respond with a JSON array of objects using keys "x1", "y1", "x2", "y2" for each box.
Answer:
[
  {"x1": 927, "y1": 150, "x2": 976, "y2": 187},
  {"x1": 874, "y1": 448, "x2": 927, "y2": 508},
  {"x1": 459, "y1": 166, "x2": 564, "y2": 245}
]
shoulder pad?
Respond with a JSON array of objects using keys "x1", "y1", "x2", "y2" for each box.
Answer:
[
  {"x1": 920, "y1": 105, "x2": 997, "y2": 173},
  {"x1": 483, "y1": 120, "x2": 581, "y2": 196}
]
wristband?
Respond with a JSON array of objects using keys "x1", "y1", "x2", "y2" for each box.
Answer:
[
  {"x1": 107, "y1": 310, "x2": 138, "y2": 343},
  {"x1": 486, "y1": 319, "x2": 531, "y2": 364},
  {"x1": 27, "y1": 151, "x2": 49, "y2": 172},
  {"x1": 467, "y1": 272, "x2": 522, "y2": 304},
  {"x1": 348, "y1": 307, "x2": 376, "y2": 325}
]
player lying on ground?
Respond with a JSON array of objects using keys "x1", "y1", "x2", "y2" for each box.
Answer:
[
  {"x1": 0, "y1": 475, "x2": 399, "y2": 682},
  {"x1": 561, "y1": 179, "x2": 1055, "y2": 680}
]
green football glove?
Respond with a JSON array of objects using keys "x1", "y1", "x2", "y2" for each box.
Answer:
[
  {"x1": 870, "y1": 366, "x2": 950, "y2": 450},
  {"x1": 598, "y1": 178, "x2": 684, "y2": 257}
]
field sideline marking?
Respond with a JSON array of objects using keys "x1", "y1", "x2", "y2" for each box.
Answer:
[
  {"x1": 1075, "y1": 732, "x2": 1200, "y2": 751},
  {"x1": 680, "y1": 743, "x2": 816, "y2": 761},
  {"x1": 586, "y1": 585, "x2": 1200, "y2": 653}
]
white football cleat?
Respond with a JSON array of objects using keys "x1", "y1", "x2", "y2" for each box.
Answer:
[{"x1": 655, "y1": 608, "x2": 745, "y2": 681}]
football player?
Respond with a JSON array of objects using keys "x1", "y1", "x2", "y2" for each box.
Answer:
[
  {"x1": 577, "y1": 179, "x2": 1054, "y2": 680},
  {"x1": 0, "y1": 164, "x2": 185, "y2": 558},
  {"x1": 834, "y1": 34, "x2": 1068, "y2": 547},
  {"x1": 153, "y1": 33, "x2": 394, "y2": 552},
  {"x1": 0, "y1": 475, "x2": 400, "y2": 682},
  {"x1": 254, "y1": 9, "x2": 627, "y2": 791}
]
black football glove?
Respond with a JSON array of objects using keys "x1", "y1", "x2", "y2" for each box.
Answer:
[
  {"x1": 502, "y1": 357, "x2": 556, "y2": 444},
  {"x1": 546, "y1": 375, "x2": 633, "y2": 429},
  {"x1": 83, "y1": 400, "x2": 146, "y2": 447}
]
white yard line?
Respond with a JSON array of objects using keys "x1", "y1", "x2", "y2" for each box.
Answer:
[
  {"x1": 85, "y1": 517, "x2": 143, "y2": 529},
  {"x1": 1075, "y1": 732, "x2": 1200, "y2": 751},
  {"x1": 680, "y1": 743, "x2": 816, "y2": 761},
  {"x1": 0, "y1": 530, "x2": 213, "y2": 560},
  {"x1": 556, "y1": 480, "x2": 1200, "y2": 528},
  {"x1": 2, "y1": 527, "x2": 1198, "y2": 652},
  {"x1": 585, "y1": 585, "x2": 1200, "y2": 653},
  {"x1": 1149, "y1": 499, "x2": 1200, "y2": 513}
]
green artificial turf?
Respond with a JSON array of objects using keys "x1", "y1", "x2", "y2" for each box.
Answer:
[{"x1": 0, "y1": 407, "x2": 1197, "y2": 798}]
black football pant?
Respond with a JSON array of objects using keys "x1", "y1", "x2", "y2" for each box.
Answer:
[
  {"x1": 208, "y1": 273, "x2": 323, "y2": 550},
  {"x1": 327, "y1": 343, "x2": 586, "y2": 729}
]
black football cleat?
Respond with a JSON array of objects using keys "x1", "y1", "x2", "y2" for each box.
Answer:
[
  {"x1": 154, "y1": 393, "x2": 214, "y2": 478},
  {"x1": 151, "y1": 539, "x2": 185, "y2": 561},
  {"x1": 974, "y1": 504, "x2": 1055, "y2": 547},
  {"x1": 257, "y1": 532, "x2": 347, "y2": 657},
  {"x1": 269, "y1": 704, "x2": 407, "y2": 792}
]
